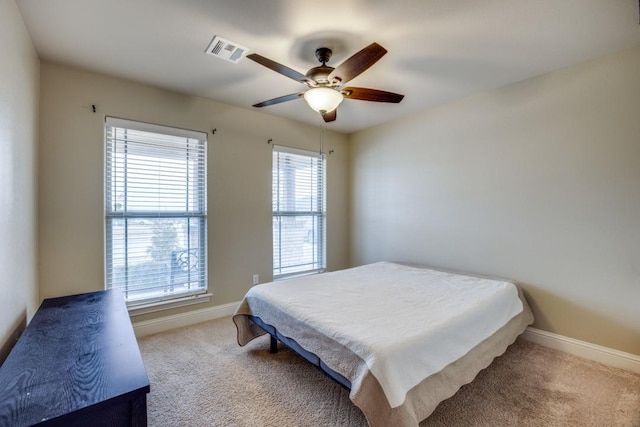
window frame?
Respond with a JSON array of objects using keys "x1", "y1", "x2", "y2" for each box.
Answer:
[
  {"x1": 272, "y1": 144, "x2": 326, "y2": 280},
  {"x1": 104, "y1": 117, "x2": 208, "y2": 309}
]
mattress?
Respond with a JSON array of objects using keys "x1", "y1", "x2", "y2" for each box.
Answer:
[{"x1": 234, "y1": 262, "x2": 534, "y2": 426}]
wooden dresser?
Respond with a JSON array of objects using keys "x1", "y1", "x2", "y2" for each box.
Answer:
[{"x1": 0, "y1": 289, "x2": 150, "y2": 426}]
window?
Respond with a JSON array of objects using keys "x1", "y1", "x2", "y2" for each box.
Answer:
[
  {"x1": 105, "y1": 117, "x2": 207, "y2": 307},
  {"x1": 272, "y1": 145, "x2": 326, "y2": 279}
]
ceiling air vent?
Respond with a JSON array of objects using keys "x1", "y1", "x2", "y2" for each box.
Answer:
[{"x1": 205, "y1": 36, "x2": 249, "y2": 64}]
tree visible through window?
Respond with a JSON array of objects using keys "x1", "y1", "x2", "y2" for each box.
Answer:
[
  {"x1": 272, "y1": 145, "x2": 326, "y2": 279},
  {"x1": 105, "y1": 117, "x2": 207, "y2": 305}
]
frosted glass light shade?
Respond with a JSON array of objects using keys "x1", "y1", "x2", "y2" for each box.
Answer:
[{"x1": 303, "y1": 87, "x2": 344, "y2": 113}]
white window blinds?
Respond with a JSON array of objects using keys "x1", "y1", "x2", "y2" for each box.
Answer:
[
  {"x1": 105, "y1": 117, "x2": 207, "y2": 305},
  {"x1": 272, "y1": 145, "x2": 326, "y2": 279}
]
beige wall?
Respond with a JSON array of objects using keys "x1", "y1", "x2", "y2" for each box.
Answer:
[
  {"x1": 0, "y1": 0, "x2": 40, "y2": 362},
  {"x1": 349, "y1": 45, "x2": 640, "y2": 355},
  {"x1": 38, "y1": 62, "x2": 349, "y2": 321}
]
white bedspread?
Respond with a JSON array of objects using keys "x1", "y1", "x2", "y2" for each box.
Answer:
[{"x1": 244, "y1": 262, "x2": 524, "y2": 408}]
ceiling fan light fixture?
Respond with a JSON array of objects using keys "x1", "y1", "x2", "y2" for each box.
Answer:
[
  {"x1": 303, "y1": 87, "x2": 344, "y2": 114},
  {"x1": 248, "y1": 42, "x2": 402, "y2": 122}
]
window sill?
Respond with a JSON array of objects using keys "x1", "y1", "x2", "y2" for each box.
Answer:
[
  {"x1": 274, "y1": 269, "x2": 325, "y2": 281},
  {"x1": 127, "y1": 292, "x2": 212, "y2": 317}
]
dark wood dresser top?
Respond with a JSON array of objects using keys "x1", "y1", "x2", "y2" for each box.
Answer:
[{"x1": 0, "y1": 289, "x2": 150, "y2": 426}]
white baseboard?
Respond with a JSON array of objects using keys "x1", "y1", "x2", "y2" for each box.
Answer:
[
  {"x1": 132, "y1": 301, "x2": 240, "y2": 338},
  {"x1": 522, "y1": 327, "x2": 640, "y2": 374}
]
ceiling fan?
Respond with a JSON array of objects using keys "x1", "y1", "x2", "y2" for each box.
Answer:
[{"x1": 247, "y1": 42, "x2": 404, "y2": 123}]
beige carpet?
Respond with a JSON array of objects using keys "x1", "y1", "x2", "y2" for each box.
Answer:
[{"x1": 138, "y1": 316, "x2": 640, "y2": 426}]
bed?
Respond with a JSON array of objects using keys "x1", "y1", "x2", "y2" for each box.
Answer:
[{"x1": 233, "y1": 262, "x2": 534, "y2": 426}]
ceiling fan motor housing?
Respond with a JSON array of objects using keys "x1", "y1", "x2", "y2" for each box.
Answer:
[
  {"x1": 306, "y1": 48, "x2": 336, "y2": 86},
  {"x1": 305, "y1": 65, "x2": 335, "y2": 85}
]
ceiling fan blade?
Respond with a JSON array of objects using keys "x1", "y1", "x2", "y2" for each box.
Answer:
[
  {"x1": 342, "y1": 87, "x2": 404, "y2": 103},
  {"x1": 246, "y1": 53, "x2": 308, "y2": 83},
  {"x1": 322, "y1": 109, "x2": 337, "y2": 122},
  {"x1": 327, "y1": 42, "x2": 387, "y2": 84},
  {"x1": 253, "y1": 93, "x2": 304, "y2": 108}
]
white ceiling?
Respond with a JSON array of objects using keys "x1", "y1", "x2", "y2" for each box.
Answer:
[{"x1": 16, "y1": 0, "x2": 640, "y2": 134}]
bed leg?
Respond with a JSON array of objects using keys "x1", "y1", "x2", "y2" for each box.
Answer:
[{"x1": 269, "y1": 335, "x2": 278, "y2": 354}]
